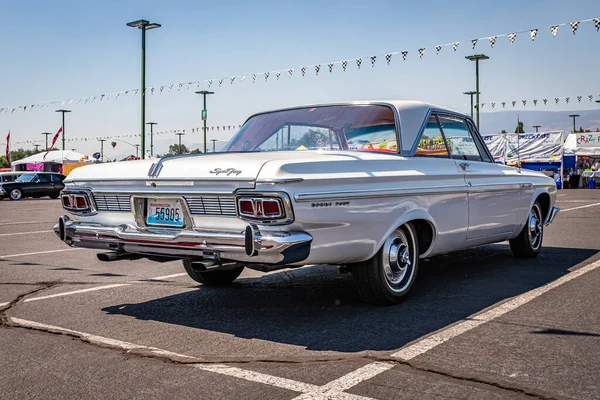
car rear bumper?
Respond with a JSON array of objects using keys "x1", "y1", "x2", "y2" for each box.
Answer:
[{"x1": 54, "y1": 215, "x2": 312, "y2": 265}]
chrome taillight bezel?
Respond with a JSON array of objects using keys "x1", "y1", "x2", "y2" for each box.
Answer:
[
  {"x1": 235, "y1": 192, "x2": 294, "y2": 225},
  {"x1": 61, "y1": 189, "x2": 96, "y2": 215}
]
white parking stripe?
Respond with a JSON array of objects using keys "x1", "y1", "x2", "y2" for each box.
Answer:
[
  {"x1": 146, "y1": 272, "x2": 187, "y2": 280},
  {"x1": 195, "y1": 364, "x2": 319, "y2": 393},
  {"x1": 0, "y1": 248, "x2": 84, "y2": 258},
  {"x1": 391, "y1": 259, "x2": 600, "y2": 361},
  {"x1": 24, "y1": 284, "x2": 130, "y2": 303},
  {"x1": 0, "y1": 230, "x2": 52, "y2": 237},
  {"x1": 292, "y1": 362, "x2": 394, "y2": 399},
  {"x1": 0, "y1": 221, "x2": 54, "y2": 226},
  {"x1": 9, "y1": 317, "x2": 379, "y2": 399},
  {"x1": 0, "y1": 301, "x2": 9, "y2": 307},
  {"x1": 560, "y1": 202, "x2": 600, "y2": 212}
]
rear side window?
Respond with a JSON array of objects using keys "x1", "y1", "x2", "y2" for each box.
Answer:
[
  {"x1": 38, "y1": 174, "x2": 52, "y2": 183},
  {"x1": 51, "y1": 174, "x2": 64, "y2": 183},
  {"x1": 415, "y1": 115, "x2": 449, "y2": 158},
  {"x1": 438, "y1": 115, "x2": 483, "y2": 161}
]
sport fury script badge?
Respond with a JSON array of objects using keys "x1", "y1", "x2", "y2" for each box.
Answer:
[{"x1": 209, "y1": 168, "x2": 242, "y2": 176}]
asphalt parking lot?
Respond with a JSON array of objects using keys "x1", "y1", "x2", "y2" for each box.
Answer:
[{"x1": 1, "y1": 190, "x2": 599, "y2": 400}]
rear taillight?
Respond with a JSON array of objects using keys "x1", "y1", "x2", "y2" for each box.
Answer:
[
  {"x1": 237, "y1": 196, "x2": 285, "y2": 220},
  {"x1": 61, "y1": 193, "x2": 92, "y2": 212}
]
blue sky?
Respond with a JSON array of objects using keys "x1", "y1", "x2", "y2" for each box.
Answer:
[{"x1": 0, "y1": 0, "x2": 599, "y2": 159}]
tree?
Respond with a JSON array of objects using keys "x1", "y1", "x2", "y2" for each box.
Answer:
[
  {"x1": 579, "y1": 126, "x2": 585, "y2": 133},
  {"x1": 0, "y1": 148, "x2": 40, "y2": 168},
  {"x1": 514, "y1": 122, "x2": 525, "y2": 134},
  {"x1": 501, "y1": 130, "x2": 507, "y2": 134},
  {"x1": 167, "y1": 143, "x2": 189, "y2": 156}
]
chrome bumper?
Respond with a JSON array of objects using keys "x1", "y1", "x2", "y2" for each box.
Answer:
[
  {"x1": 545, "y1": 206, "x2": 560, "y2": 225},
  {"x1": 54, "y1": 216, "x2": 312, "y2": 265}
]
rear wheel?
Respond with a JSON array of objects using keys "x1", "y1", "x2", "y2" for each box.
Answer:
[
  {"x1": 182, "y1": 260, "x2": 244, "y2": 286},
  {"x1": 510, "y1": 201, "x2": 543, "y2": 258},
  {"x1": 9, "y1": 189, "x2": 22, "y2": 201},
  {"x1": 353, "y1": 223, "x2": 419, "y2": 305}
]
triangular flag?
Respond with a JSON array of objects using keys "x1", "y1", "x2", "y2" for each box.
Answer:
[{"x1": 529, "y1": 29, "x2": 538, "y2": 41}]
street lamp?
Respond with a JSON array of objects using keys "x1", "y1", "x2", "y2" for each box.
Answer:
[
  {"x1": 98, "y1": 139, "x2": 106, "y2": 162},
  {"x1": 127, "y1": 19, "x2": 161, "y2": 160},
  {"x1": 568, "y1": 114, "x2": 580, "y2": 133},
  {"x1": 463, "y1": 91, "x2": 479, "y2": 119},
  {"x1": 533, "y1": 125, "x2": 542, "y2": 133},
  {"x1": 146, "y1": 121, "x2": 157, "y2": 157},
  {"x1": 465, "y1": 54, "x2": 489, "y2": 130},
  {"x1": 175, "y1": 131, "x2": 185, "y2": 154},
  {"x1": 41, "y1": 132, "x2": 52, "y2": 151},
  {"x1": 33, "y1": 144, "x2": 41, "y2": 152},
  {"x1": 55, "y1": 109, "x2": 71, "y2": 151},
  {"x1": 195, "y1": 90, "x2": 214, "y2": 153},
  {"x1": 210, "y1": 139, "x2": 218, "y2": 152}
]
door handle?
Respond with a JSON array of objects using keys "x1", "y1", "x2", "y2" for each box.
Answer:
[{"x1": 459, "y1": 162, "x2": 470, "y2": 171}]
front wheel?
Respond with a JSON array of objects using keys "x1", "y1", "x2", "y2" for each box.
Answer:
[
  {"x1": 510, "y1": 201, "x2": 544, "y2": 258},
  {"x1": 182, "y1": 260, "x2": 244, "y2": 286},
  {"x1": 9, "y1": 189, "x2": 22, "y2": 201},
  {"x1": 352, "y1": 223, "x2": 420, "y2": 305}
]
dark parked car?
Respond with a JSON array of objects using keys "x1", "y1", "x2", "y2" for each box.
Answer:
[{"x1": 0, "y1": 172, "x2": 66, "y2": 201}]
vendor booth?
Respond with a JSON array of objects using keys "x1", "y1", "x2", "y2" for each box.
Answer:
[
  {"x1": 11, "y1": 150, "x2": 89, "y2": 174},
  {"x1": 564, "y1": 133, "x2": 600, "y2": 188}
]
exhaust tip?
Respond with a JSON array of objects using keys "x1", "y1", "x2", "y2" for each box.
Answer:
[
  {"x1": 245, "y1": 224, "x2": 259, "y2": 257},
  {"x1": 59, "y1": 215, "x2": 70, "y2": 243}
]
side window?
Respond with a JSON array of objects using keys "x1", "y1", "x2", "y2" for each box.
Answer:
[
  {"x1": 346, "y1": 124, "x2": 398, "y2": 153},
  {"x1": 438, "y1": 115, "x2": 483, "y2": 161},
  {"x1": 415, "y1": 115, "x2": 449, "y2": 158},
  {"x1": 51, "y1": 174, "x2": 63, "y2": 183},
  {"x1": 37, "y1": 174, "x2": 52, "y2": 183},
  {"x1": 466, "y1": 120, "x2": 493, "y2": 163}
]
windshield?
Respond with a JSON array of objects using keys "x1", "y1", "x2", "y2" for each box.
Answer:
[
  {"x1": 16, "y1": 173, "x2": 37, "y2": 182},
  {"x1": 222, "y1": 105, "x2": 398, "y2": 153}
]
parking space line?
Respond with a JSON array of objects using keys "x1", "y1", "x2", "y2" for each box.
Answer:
[
  {"x1": 195, "y1": 364, "x2": 320, "y2": 393},
  {"x1": 560, "y1": 202, "x2": 600, "y2": 212},
  {"x1": 0, "y1": 230, "x2": 52, "y2": 237},
  {"x1": 0, "y1": 301, "x2": 9, "y2": 307},
  {"x1": 0, "y1": 248, "x2": 84, "y2": 258},
  {"x1": 292, "y1": 362, "x2": 394, "y2": 400},
  {"x1": 24, "y1": 284, "x2": 130, "y2": 303},
  {"x1": 9, "y1": 317, "x2": 379, "y2": 399},
  {"x1": 0, "y1": 221, "x2": 54, "y2": 226},
  {"x1": 391, "y1": 259, "x2": 600, "y2": 361},
  {"x1": 144, "y1": 272, "x2": 187, "y2": 281}
]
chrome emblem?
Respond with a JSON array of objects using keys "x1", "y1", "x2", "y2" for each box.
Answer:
[
  {"x1": 148, "y1": 163, "x2": 163, "y2": 178},
  {"x1": 209, "y1": 168, "x2": 242, "y2": 176}
]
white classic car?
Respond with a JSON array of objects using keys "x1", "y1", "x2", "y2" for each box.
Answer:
[{"x1": 55, "y1": 101, "x2": 558, "y2": 304}]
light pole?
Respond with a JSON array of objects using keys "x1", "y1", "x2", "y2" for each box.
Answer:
[
  {"x1": 175, "y1": 131, "x2": 185, "y2": 154},
  {"x1": 55, "y1": 109, "x2": 71, "y2": 150},
  {"x1": 146, "y1": 121, "x2": 157, "y2": 157},
  {"x1": 463, "y1": 91, "x2": 478, "y2": 119},
  {"x1": 127, "y1": 19, "x2": 161, "y2": 160},
  {"x1": 98, "y1": 139, "x2": 106, "y2": 162},
  {"x1": 134, "y1": 144, "x2": 140, "y2": 158},
  {"x1": 568, "y1": 114, "x2": 580, "y2": 133},
  {"x1": 33, "y1": 144, "x2": 41, "y2": 152},
  {"x1": 533, "y1": 125, "x2": 542, "y2": 133},
  {"x1": 195, "y1": 90, "x2": 214, "y2": 153},
  {"x1": 41, "y1": 132, "x2": 52, "y2": 151},
  {"x1": 465, "y1": 54, "x2": 489, "y2": 130},
  {"x1": 210, "y1": 139, "x2": 218, "y2": 152}
]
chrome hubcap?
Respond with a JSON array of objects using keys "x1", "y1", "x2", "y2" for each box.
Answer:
[
  {"x1": 383, "y1": 229, "x2": 413, "y2": 291},
  {"x1": 528, "y1": 205, "x2": 542, "y2": 250},
  {"x1": 10, "y1": 190, "x2": 21, "y2": 200}
]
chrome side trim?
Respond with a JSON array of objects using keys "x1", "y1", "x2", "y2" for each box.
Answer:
[
  {"x1": 67, "y1": 177, "x2": 255, "y2": 183},
  {"x1": 294, "y1": 185, "x2": 468, "y2": 202},
  {"x1": 467, "y1": 183, "x2": 522, "y2": 193},
  {"x1": 256, "y1": 178, "x2": 304, "y2": 184},
  {"x1": 545, "y1": 206, "x2": 559, "y2": 225}
]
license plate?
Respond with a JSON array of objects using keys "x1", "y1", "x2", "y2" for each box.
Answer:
[{"x1": 146, "y1": 199, "x2": 184, "y2": 227}]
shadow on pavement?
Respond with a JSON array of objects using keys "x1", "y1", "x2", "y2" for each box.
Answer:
[{"x1": 102, "y1": 244, "x2": 598, "y2": 353}]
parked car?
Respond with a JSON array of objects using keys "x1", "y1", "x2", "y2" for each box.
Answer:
[
  {"x1": 54, "y1": 101, "x2": 558, "y2": 304},
  {"x1": 1, "y1": 172, "x2": 66, "y2": 200},
  {"x1": 0, "y1": 172, "x2": 25, "y2": 200}
]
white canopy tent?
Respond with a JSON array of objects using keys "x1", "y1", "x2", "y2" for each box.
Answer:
[
  {"x1": 12, "y1": 150, "x2": 88, "y2": 166},
  {"x1": 565, "y1": 133, "x2": 600, "y2": 157}
]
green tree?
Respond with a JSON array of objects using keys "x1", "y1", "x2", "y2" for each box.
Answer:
[
  {"x1": 0, "y1": 148, "x2": 40, "y2": 168},
  {"x1": 167, "y1": 143, "x2": 189, "y2": 156},
  {"x1": 514, "y1": 122, "x2": 525, "y2": 134}
]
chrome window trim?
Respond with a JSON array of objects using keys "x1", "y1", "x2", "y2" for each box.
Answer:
[
  {"x1": 465, "y1": 119, "x2": 495, "y2": 163},
  {"x1": 407, "y1": 108, "x2": 471, "y2": 156},
  {"x1": 235, "y1": 191, "x2": 295, "y2": 225},
  {"x1": 412, "y1": 113, "x2": 452, "y2": 159}
]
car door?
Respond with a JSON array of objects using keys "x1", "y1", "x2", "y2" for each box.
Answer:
[
  {"x1": 438, "y1": 114, "x2": 522, "y2": 240},
  {"x1": 32, "y1": 174, "x2": 54, "y2": 196}
]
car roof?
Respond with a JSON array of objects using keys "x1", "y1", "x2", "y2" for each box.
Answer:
[{"x1": 245, "y1": 100, "x2": 469, "y2": 155}]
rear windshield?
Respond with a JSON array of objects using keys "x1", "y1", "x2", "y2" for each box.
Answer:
[{"x1": 222, "y1": 105, "x2": 398, "y2": 153}]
